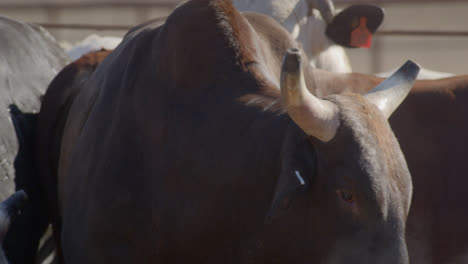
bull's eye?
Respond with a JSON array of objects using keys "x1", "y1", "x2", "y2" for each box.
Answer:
[{"x1": 337, "y1": 189, "x2": 354, "y2": 203}]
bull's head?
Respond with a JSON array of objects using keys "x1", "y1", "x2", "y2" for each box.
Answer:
[{"x1": 271, "y1": 49, "x2": 418, "y2": 264}]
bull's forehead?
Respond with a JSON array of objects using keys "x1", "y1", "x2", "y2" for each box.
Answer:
[{"x1": 326, "y1": 93, "x2": 412, "y2": 218}]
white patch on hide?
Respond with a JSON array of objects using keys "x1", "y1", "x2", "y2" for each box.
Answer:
[{"x1": 65, "y1": 34, "x2": 122, "y2": 60}]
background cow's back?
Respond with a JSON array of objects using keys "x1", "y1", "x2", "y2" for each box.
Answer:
[
  {"x1": 0, "y1": 16, "x2": 69, "y2": 201},
  {"x1": 0, "y1": 16, "x2": 70, "y2": 264},
  {"x1": 388, "y1": 78, "x2": 468, "y2": 264}
]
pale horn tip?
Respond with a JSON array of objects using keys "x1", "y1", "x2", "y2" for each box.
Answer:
[{"x1": 399, "y1": 60, "x2": 421, "y2": 81}]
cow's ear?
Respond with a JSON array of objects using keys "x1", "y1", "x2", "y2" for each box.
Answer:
[
  {"x1": 9, "y1": 104, "x2": 37, "y2": 148},
  {"x1": 326, "y1": 5, "x2": 384, "y2": 48},
  {"x1": 9, "y1": 104, "x2": 38, "y2": 191},
  {"x1": 266, "y1": 125, "x2": 316, "y2": 222}
]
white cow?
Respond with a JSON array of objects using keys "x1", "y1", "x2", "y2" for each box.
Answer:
[
  {"x1": 234, "y1": 0, "x2": 349, "y2": 72},
  {"x1": 234, "y1": 0, "x2": 383, "y2": 73}
]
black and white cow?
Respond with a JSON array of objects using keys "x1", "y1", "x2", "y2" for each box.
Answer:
[{"x1": 0, "y1": 16, "x2": 69, "y2": 264}]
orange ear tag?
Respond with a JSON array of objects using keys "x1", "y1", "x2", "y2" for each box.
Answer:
[{"x1": 350, "y1": 17, "x2": 373, "y2": 48}]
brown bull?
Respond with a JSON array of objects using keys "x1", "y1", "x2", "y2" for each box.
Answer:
[
  {"x1": 29, "y1": 0, "x2": 418, "y2": 263},
  {"x1": 31, "y1": 43, "x2": 468, "y2": 264},
  {"x1": 43, "y1": 54, "x2": 468, "y2": 264}
]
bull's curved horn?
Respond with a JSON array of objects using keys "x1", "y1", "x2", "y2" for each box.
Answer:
[
  {"x1": 281, "y1": 48, "x2": 340, "y2": 142},
  {"x1": 0, "y1": 190, "x2": 28, "y2": 242},
  {"x1": 306, "y1": 0, "x2": 335, "y2": 23},
  {"x1": 365, "y1": 60, "x2": 420, "y2": 118}
]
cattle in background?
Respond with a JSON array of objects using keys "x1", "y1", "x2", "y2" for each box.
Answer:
[
  {"x1": 388, "y1": 76, "x2": 468, "y2": 264},
  {"x1": 62, "y1": 17, "x2": 167, "y2": 61},
  {"x1": 30, "y1": 0, "x2": 417, "y2": 263},
  {"x1": 62, "y1": 0, "x2": 384, "y2": 73},
  {"x1": 234, "y1": 0, "x2": 383, "y2": 73},
  {"x1": 0, "y1": 16, "x2": 70, "y2": 264}
]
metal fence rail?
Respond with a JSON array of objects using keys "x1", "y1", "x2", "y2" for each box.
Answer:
[{"x1": 38, "y1": 23, "x2": 133, "y2": 31}]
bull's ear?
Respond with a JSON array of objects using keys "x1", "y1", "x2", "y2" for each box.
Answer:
[
  {"x1": 266, "y1": 125, "x2": 315, "y2": 222},
  {"x1": 326, "y1": 5, "x2": 384, "y2": 48}
]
